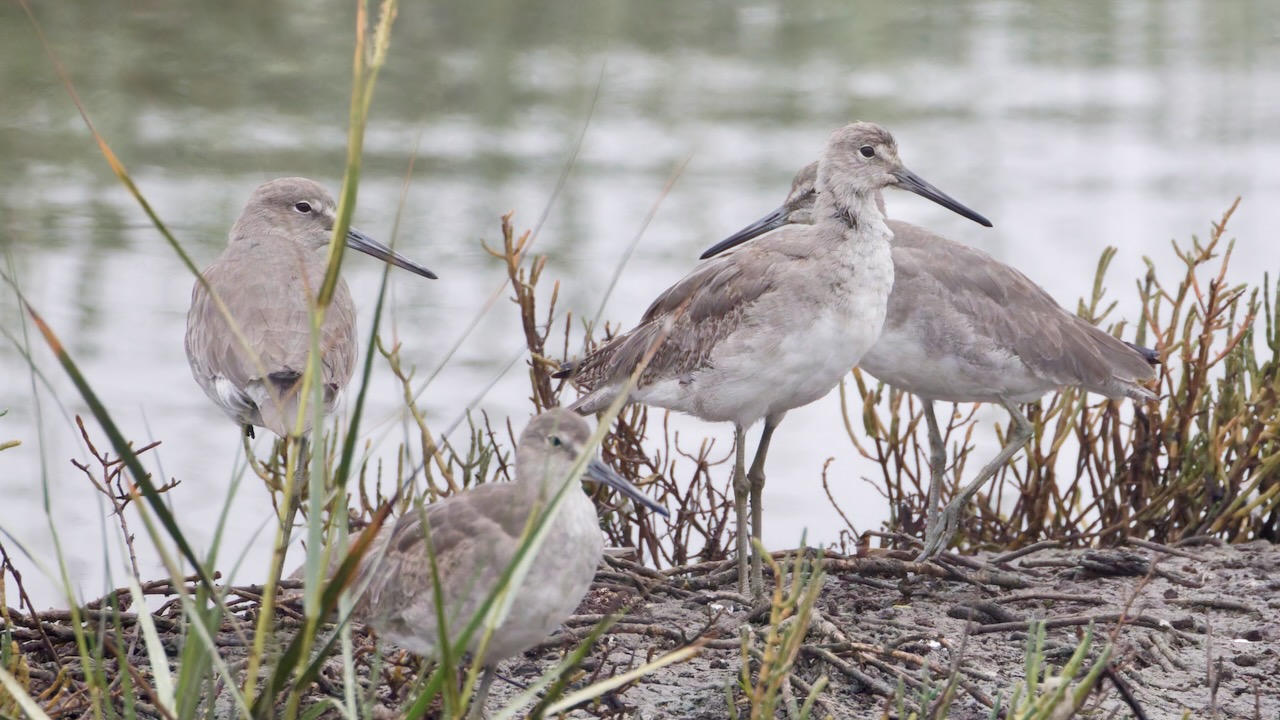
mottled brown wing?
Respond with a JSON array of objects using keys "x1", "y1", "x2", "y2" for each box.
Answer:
[{"x1": 570, "y1": 236, "x2": 792, "y2": 391}]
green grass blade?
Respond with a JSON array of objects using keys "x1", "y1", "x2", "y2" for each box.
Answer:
[
  {"x1": 500, "y1": 607, "x2": 685, "y2": 719},
  {"x1": 251, "y1": 503, "x2": 393, "y2": 716},
  {"x1": 128, "y1": 575, "x2": 176, "y2": 713},
  {"x1": 175, "y1": 593, "x2": 252, "y2": 720}
]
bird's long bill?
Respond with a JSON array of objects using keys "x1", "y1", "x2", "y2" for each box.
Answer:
[
  {"x1": 345, "y1": 227, "x2": 438, "y2": 279},
  {"x1": 587, "y1": 458, "x2": 669, "y2": 517},
  {"x1": 892, "y1": 168, "x2": 993, "y2": 228},
  {"x1": 699, "y1": 205, "x2": 790, "y2": 260}
]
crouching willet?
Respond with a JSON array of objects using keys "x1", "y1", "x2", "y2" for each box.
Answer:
[
  {"x1": 185, "y1": 177, "x2": 436, "y2": 441},
  {"x1": 556, "y1": 123, "x2": 992, "y2": 597},
  {"x1": 702, "y1": 163, "x2": 1158, "y2": 559},
  {"x1": 358, "y1": 409, "x2": 667, "y2": 717}
]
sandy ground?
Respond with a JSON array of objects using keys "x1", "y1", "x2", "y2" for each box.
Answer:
[
  {"x1": 7, "y1": 540, "x2": 1278, "y2": 718},
  {"x1": 359, "y1": 540, "x2": 1280, "y2": 718}
]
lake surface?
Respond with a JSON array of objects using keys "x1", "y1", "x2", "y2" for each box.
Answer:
[{"x1": 2, "y1": 0, "x2": 1279, "y2": 605}]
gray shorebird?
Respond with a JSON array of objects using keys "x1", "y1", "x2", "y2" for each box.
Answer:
[
  {"x1": 702, "y1": 162, "x2": 1158, "y2": 559},
  {"x1": 358, "y1": 409, "x2": 667, "y2": 717},
  {"x1": 556, "y1": 123, "x2": 992, "y2": 596},
  {"x1": 185, "y1": 177, "x2": 436, "y2": 440}
]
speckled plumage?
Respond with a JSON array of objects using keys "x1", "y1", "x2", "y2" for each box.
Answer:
[
  {"x1": 703, "y1": 161, "x2": 1157, "y2": 559},
  {"x1": 558, "y1": 123, "x2": 992, "y2": 595},
  {"x1": 562, "y1": 221, "x2": 885, "y2": 429}
]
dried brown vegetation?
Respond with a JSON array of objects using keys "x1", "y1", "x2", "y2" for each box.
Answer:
[{"x1": 842, "y1": 200, "x2": 1278, "y2": 555}]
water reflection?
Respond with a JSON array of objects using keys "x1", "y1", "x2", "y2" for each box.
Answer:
[{"x1": 2, "y1": 0, "x2": 1278, "y2": 604}]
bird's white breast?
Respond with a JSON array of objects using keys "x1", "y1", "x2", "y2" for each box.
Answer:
[{"x1": 639, "y1": 225, "x2": 895, "y2": 429}]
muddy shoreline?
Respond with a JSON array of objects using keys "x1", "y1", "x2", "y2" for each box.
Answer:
[
  {"x1": 6, "y1": 540, "x2": 1277, "y2": 718},
  {"x1": 484, "y1": 540, "x2": 1280, "y2": 718}
]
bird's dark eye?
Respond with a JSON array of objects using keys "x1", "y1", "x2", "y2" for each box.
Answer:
[
  {"x1": 294, "y1": 201, "x2": 312, "y2": 213},
  {"x1": 549, "y1": 435, "x2": 563, "y2": 448},
  {"x1": 859, "y1": 146, "x2": 875, "y2": 158}
]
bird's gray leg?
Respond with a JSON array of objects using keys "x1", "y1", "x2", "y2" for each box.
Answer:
[
  {"x1": 918, "y1": 398, "x2": 1033, "y2": 560},
  {"x1": 747, "y1": 413, "x2": 783, "y2": 601},
  {"x1": 467, "y1": 666, "x2": 497, "y2": 720},
  {"x1": 732, "y1": 424, "x2": 751, "y2": 595},
  {"x1": 921, "y1": 400, "x2": 945, "y2": 541}
]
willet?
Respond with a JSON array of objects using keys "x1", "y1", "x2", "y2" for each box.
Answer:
[
  {"x1": 358, "y1": 408, "x2": 667, "y2": 717},
  {"x1": 185, "y1": 177, "x2": 436, "y2": 440},
  {"x1": 556, "y1": 123, "x2": 992, "y2": 596},
  {"x1": 702, "y1": 162, "x2": 1158, "y2": 559}
]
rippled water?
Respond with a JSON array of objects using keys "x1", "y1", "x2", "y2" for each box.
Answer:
[{"x1": 3, "y1": 0, "x2": 1279, "y2": 604}]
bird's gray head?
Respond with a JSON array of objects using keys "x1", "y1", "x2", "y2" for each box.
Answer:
[
  {"x1": 819, "y1": 122, "x2": 991, "y2": 228},
  {"x1": 816, "y1": 122, "x2": 901, "y2": 203},
  {"x1": 698, "y1": 162, "x2": 823, "y2": 259},
  {"x1": 701, "y1": 121, "x2": 988, "y2": 260},
  {"x1": 231, "y1": 177, "x2": 340, "y2": 250},
  {"x1": 517, "y1": 408, "x2": 594, "y2": 490},
  {"x1": 700, "y1": 124, "x2": 992, "y2": 260},
  {"x1": 515, "y1": 408, "x2": 667, "y2": 516},
  {"x1": 228, "y1": 177, "x2": 437, "y2": 279},
  {"x1": 700, "y1": 159, "x2": 863, "y2": 260},
  {"x1": 783, "y1": 162, "x2": 819, "y2": 225}
]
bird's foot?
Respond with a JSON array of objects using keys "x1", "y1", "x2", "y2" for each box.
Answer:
[{"x1": 916, "y1": 501, "x2": 962, "y2": 562}]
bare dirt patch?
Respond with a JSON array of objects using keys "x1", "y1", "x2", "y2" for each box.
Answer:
[
  {"x1": 487, "y1": 540, "x2": 1279, "y2": 719},
  {"x1": 6, "y1": 541, "x2": 1277, "y2": 718}
]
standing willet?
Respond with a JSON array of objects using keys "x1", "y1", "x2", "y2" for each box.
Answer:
[
  {"x1": 556, "y1": 123, "x2": 992, "y2": 596},
  {"x1": 358, "y1": 409, "x2": 668, "y2": 717},
  {"x1": 702, "y1": 162, "x2": 1158, "y2": 559},
  {"x1": 185, "y1": 177, "x2": 436, "y2": 440}
]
